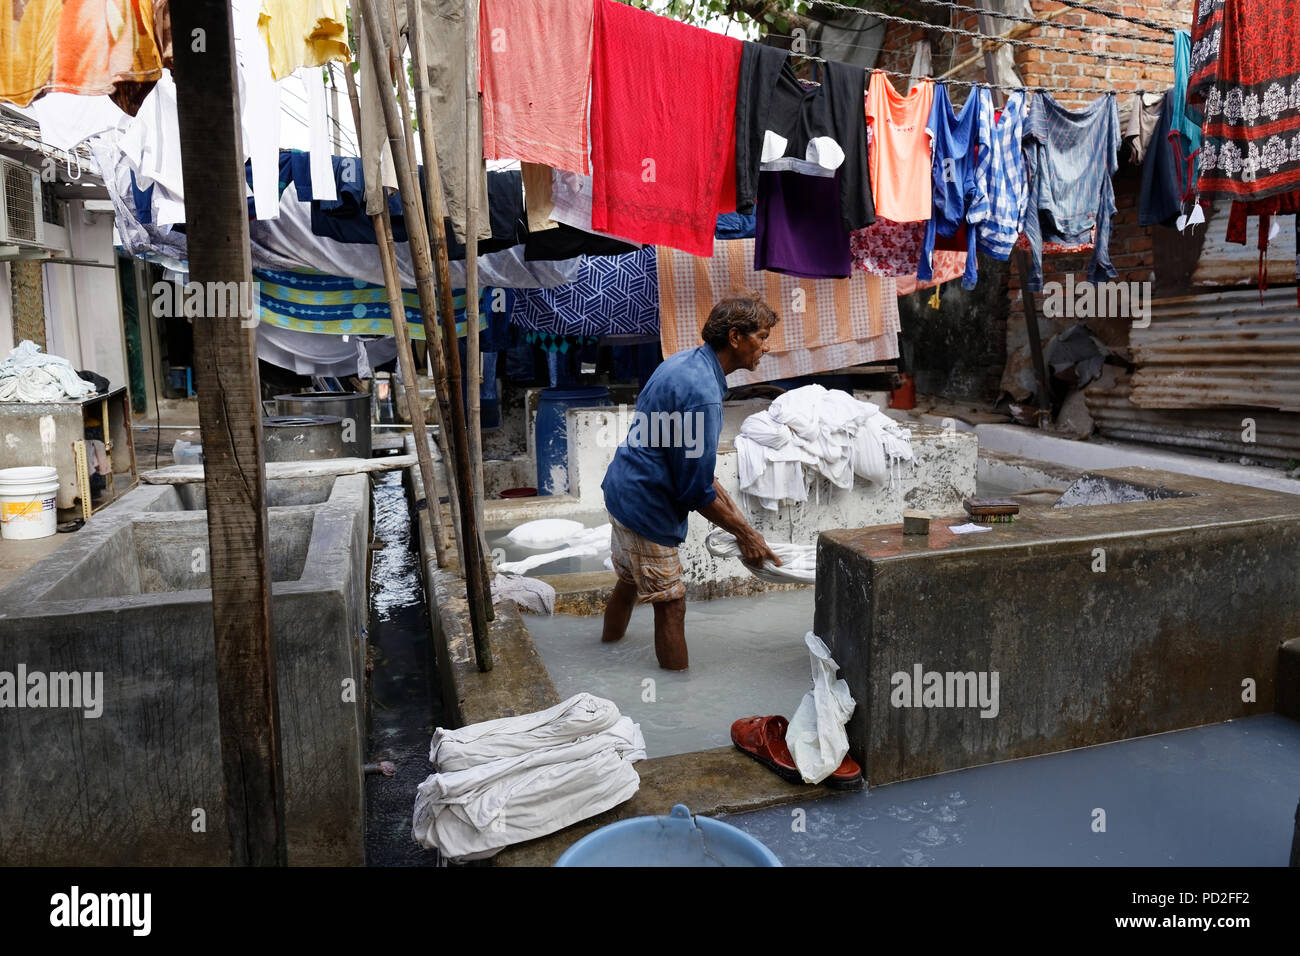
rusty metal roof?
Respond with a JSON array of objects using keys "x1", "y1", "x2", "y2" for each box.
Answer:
[{"x1": 1192, "y1": 201, "x2": 1296, "y2": 288}]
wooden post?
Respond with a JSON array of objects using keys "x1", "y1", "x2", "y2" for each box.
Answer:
[
  {"x1": 170, "y1": 0, "x2": 285, "y2": 866},
  {"x1": 974, "y1": 0, "x2": 1054, "y2": 425},
  {"x1": 341, "y1": 62, "x2": 454, "y2": 564},
  {"x1": 363, "y1": 0, "x2": 493, "y2": 670},
  {"x1": 405, "y1": 0, "x2": 493, "y2": 623}
]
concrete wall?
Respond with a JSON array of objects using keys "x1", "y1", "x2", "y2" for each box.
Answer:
[
  {"x1": 0, "y1": 476, "x2": 370, "y2": 865},
  {"x1": 813, "y1": 468, "x2": 1300, "y2": 788}
]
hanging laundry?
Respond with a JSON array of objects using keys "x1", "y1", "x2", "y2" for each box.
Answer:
[
  {"x1": 524, "y1": 224, "x2": 639, "y2": 262},
  {"x1": 257, "y1": 324, "x2": 397, "y2": 379},
  {"x1": 254, "y1": 268, "x2": 485, "y2": 340},
  {"x1": 1, "y1": 0, "x2": 166, "y2": 111},
  {"x1": 521, "y1": 162, "x2": 556, "y2": 233},
  {"x1": 918, "y1": 84, "x2": 990, "y2": 290},
  {"x1": 545, "y1": 169, "x2": 643, "y2": 246},
  {"x1": 752, "y1": 59, "x2": 873, "y2": 232},
  {"x1": 1169, "y1": 29, "x2": 1202, "y2": 203},
  {"x1": 850, "y1": 217, "x2": 967, "y2": 294},
  {"x1": 974, "y1": 89, "x2": 1027, "y2": 262},
  {"x1": 716, "y1": 211, "x2": 756, "y2": 240},
  {"x1": 1138, "y1": 90, "x2": 1182, "y2": 229},
  {"x1": 1122, "y1": 91, "x2": 1165, "y2": 165},
  {"x1": 588, "y1": 0, "x2": 742, "y2": 257},
  {"x1": 523, "y1": 330, "x2": 600, "y2": 354},
  {"x1": 864, "y1": 72, "x2": 935, "y2": 223},
  {"x1": 257, "y1": 0, "x2": 349, "y2": 80},
  {"x1": 478, "y1": 0, "x2": 593, "y2": 174},
  {"x1": 657, "y1": 238, "x2": 900, "y2": 386},
  {"x1": 734, "y1": 41, "x2": 790, "y2": 215},
  {"x1": 1019, "y1": 92, "x2": 1121, "y2": 291},
  {"x1": 1190, "y1": 0, "x2": 1300, "y2": 202},
  {"x1": 1225, "y1": 192, "x2": 1300, "y2": 297},
  {"x1": 511, "y1": 247, "x2": 659, "y2": 337},
  {"x1": 754, "y1": 170, "x2": 852, "y2": 280},
  {"x1": 442, "y1": 168, "x2": 527, "y2": 259}
]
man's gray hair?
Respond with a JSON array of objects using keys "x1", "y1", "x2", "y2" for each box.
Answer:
[{"x1": 700, "y1": 293, "x2": 779, "y2": 350}]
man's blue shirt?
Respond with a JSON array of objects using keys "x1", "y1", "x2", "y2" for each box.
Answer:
[{"x1": 602, "y1": 345, "x2": 726, "y2": 546}]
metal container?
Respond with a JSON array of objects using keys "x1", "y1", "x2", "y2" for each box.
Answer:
[
  {"x1": 274, "y1": 391, "x2": 372, "y2": 458},
  {"x1": 262, "y1": 415, "x2": 345, "y2": 462}
]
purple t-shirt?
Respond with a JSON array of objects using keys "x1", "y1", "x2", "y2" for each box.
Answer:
[{"x1": 753, "y1": 169, "x2": 852, "y2": 279}]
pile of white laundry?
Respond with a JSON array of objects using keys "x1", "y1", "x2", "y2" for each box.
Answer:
[
  {"x1": 733, "y1": 384, "x2": 914, "y2": 512},
  {"x1": 412, "y1": 693, "x2": 645, "y2": 861},
  {"x1": 0, "y1": 341, "x2": 96, "y2": 403}
]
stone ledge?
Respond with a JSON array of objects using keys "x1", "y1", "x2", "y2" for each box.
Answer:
[{"x1": 490, "y1": 745, "x2": 846, "y2": 867}]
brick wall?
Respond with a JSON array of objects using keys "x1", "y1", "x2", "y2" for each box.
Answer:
[
  {"x1": 864, "y1": 1, "x2": 1193, "y2": 404},
  {"x1": 9, "y1": 260, "x2": 46, "y2": 349}
]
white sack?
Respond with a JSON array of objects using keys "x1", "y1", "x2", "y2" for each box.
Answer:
[
  {"x1": 505, "y1": 518, "x2": 586, "y2": 548},
  {"x1": 786, "y1": 632, "x2": 856, "y2": 784}
]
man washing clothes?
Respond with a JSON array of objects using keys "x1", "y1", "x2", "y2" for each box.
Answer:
[{"x1": 601, "y1": 294, "x2": 782, "y2": 670}]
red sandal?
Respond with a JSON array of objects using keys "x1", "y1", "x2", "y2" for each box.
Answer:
[{"x1": 730, "y1": 716, "x2": 801, "y2": 784}]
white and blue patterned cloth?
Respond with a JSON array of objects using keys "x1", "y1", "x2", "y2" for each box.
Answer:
[
  {"x1": 510, "y1": 246, "x2": 660, "y2": 337},
  {"x1": 1020, "y1": 92, "x2": 1121, "y2": 291},
  {"x1": 975, "y1": 89, "x2": 1028, "y2": 262}
]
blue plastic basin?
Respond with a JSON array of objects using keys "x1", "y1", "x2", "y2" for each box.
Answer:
[{"x1": 554, "y1": 804, "x2": 782, "y2": 867}]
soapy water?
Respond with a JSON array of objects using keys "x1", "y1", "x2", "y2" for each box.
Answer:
[
  {"x1": 719, "y1": 715, "x2": 1300, "y2": 866},
  {"x1": 525, "y1": 589, "x2": 818, "y2": 758}
]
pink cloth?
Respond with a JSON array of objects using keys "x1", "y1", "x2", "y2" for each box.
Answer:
[
  {"x1": 478, "y1": 0, "x2": 593, "y2": 174},
  {"x1": 850, "y1": 217, "x2": 966, "y2": 294},
  {"x1": 589, "y1": 0, "x2": 741, "y2": 257}
]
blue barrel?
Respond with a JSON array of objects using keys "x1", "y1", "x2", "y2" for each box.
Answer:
[
  {"x1": 536, "y1": 386, "x2": 611, "y2": 496},
  {"x1": 554, "y1": 804, "x2": 782, "y2": 867}
]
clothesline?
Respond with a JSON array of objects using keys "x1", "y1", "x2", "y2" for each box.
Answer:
[
  {"x1": 797, "y1": 1, "x2": 1175, "y2": 67},
  {"x1": 810, "y1": 0, "x2": 1179, "y2": 36},
  {"x1": 783, "y1": 49, "x2": 1125, "y2": 95}
]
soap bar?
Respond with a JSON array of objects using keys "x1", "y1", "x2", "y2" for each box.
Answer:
[{"x1": 902, "y1": 510, "x2": 931, "y2": 535}]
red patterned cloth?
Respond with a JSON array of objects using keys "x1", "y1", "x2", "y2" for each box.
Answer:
[
  {"x1": 589, "y1": 0, "x2": 741, "y2": 257},
  {"x1": 1189, "y1": 0, "x2": 1300, "y2": 202}
]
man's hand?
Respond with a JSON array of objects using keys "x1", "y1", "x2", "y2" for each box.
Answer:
[{"x1": 736, "y1": 527, "x2": 782, "y2": 569}]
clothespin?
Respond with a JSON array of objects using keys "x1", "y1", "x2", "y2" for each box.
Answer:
[{"x1": 928, "y1": 283, "x2": 942, "y2": 310}]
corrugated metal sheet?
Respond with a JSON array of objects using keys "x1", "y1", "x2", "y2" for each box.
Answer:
[
  {"x1": 1086, "y1": 372, "x2": 1300, "y2": 464},
  {"x1": 1128, "y1": 287, "x2": 1300, "y2": 412},
  {"x1": 1192, "y1": 201, "x2": 1297, "y2": 288}
]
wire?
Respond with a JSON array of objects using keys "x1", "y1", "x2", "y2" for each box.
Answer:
[
  {"x1": 852, "y1": 0, "x2": 1178, "y2": 45},
  {"x1": 800, "y1": 0, "x2": 1174, "y2": 67},
  {"x1": 813, "y1": 0, "x2": 1177, "y2": 35}
]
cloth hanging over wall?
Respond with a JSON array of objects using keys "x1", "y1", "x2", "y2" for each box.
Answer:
[
  {"x1": 0, "y1": 0, "x2": 165, "y2": 110},
  {"x1": 1189, "y1": 0, "x2": 1300, "y2": 203},
  {"x1": 1170, "y1": 29, "x2": 1201, "y2": 200},
  {"x1": 975, "y1": 89, "x2": 1028, "y2": 261},
  {"x1": 254, "y1": 268, "x2": 485, "y2": 340},
  {"x1": 257, "y1": 0, "x2": 350, "y2": 81},
  {"x1": 511, "y1": 247, "x2": 659, "y2": 337},
  {"x1": 1122, "y1": 91, "x2": 1165, "y2": 165},
  {"x1": 478, "y1": 0, "x2": 593, "y2": 174},
  {"x1": 918, "y1": 84, "x2": 990, "y2": 289},
  {"x1": 864, "y1": 72, "x2": 934, "y2": 224},
  {"x1": 657, "y1": 238, "x2": 900, "y2": 386},
  {"x1": 589, "y1": 0, "x2": 742, "y2": 257},
  {"x1": 1020, "y1": 92, "x2": 1120, "y2": 291}
]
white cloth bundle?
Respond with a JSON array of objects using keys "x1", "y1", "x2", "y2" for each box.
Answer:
[
  {"x1": 786, "y1": 632, "x2": 856, "y2": 784},
  {"x1": 413, "y1": 693, "x2": 645, "y2": 861},
  {"x1": 490, "y1": 574, "x2": 556, "y2": 615},
  {"x1": 0, "y1": 341, "x2": 96, "y2": 403},
  {"x1": 704, "y1": 528, "x2": 817, "y2": 584},
  {"x1": 496, "y1": 523, "x2": 611, "y2": 575},
  {"x1": 735, "y1": 385, "x2": 914, "y2": 511}
]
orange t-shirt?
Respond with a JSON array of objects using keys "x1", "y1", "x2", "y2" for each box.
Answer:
[{"x1": 864, "y1": 72, "x2": 935, "y2": 223}]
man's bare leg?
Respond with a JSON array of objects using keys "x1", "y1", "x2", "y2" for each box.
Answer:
[
  {"x1": 601, "y1": 578, "x2": 637, "y2": 643},
  {"x1": 653, "y1": 597, "x2": 688, "y2": 670}
]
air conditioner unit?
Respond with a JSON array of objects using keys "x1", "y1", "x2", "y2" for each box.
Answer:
[{"x1": 0, "y1": 158, "x2": 46, "y2": 247}]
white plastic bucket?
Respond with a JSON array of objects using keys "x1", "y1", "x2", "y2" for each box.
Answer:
[{"x1": 0, "y1": 466, "x2": 60, "y2": 540}]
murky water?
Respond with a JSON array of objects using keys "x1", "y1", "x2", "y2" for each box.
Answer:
[
  {"x1": 718, "y1": 715, "x2": 1300, "y2": 866},
  {"x1": 525, "y1": 590, "x2": 818, "y2": 758},
  {"x1": 484, "y1": 510, "x2": 613, "y2": 574}
]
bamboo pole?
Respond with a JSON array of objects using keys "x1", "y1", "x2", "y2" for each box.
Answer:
[
  {"x1": 362, "y1": 0, "x2": 493, "y2": 670},
  {"x1": 461, "y1": 0, "x2": 486, "y2": 541},
  {"x1": 342, "y1": 52, "x2": 453, "y2": 565},
  {"x1": 404, "y1": 0, "x2": 495, "y2": 622}
]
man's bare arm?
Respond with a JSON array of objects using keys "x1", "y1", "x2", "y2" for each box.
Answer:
[{"x1": 697, "y1": 479, "x2": 781, "y2": 567}]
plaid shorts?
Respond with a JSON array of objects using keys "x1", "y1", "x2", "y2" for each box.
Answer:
[{"x1": 609, "y1": 514, "x2": 686, "y2": 604}]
